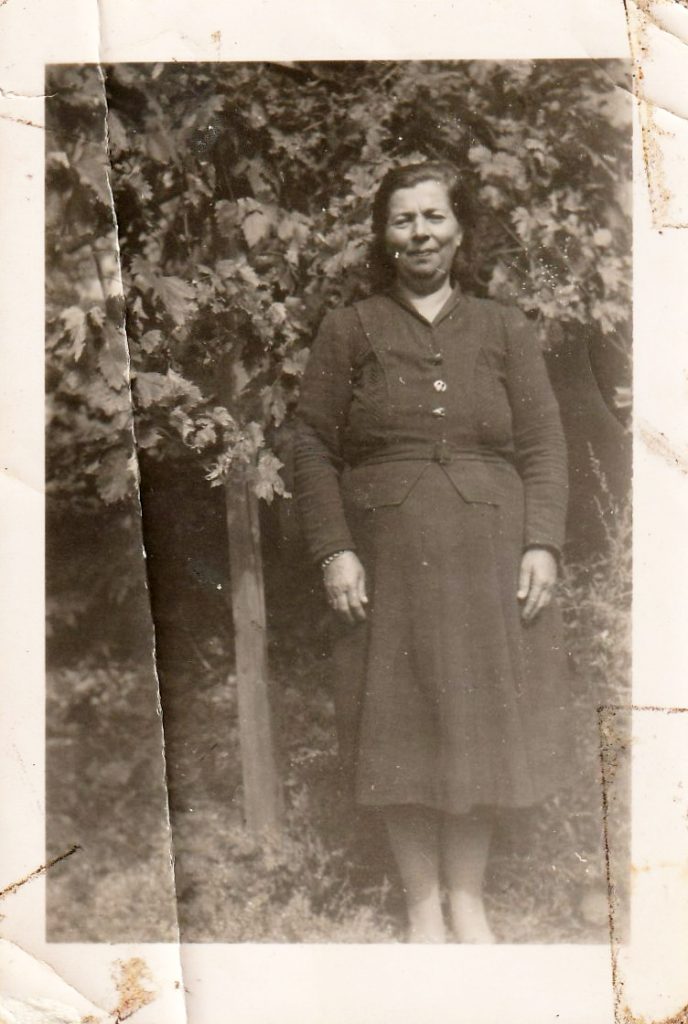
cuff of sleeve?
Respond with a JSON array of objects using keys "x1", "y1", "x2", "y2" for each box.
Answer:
[
  {"x1": 311, "y1": 537, "x2": 356, "y2": 565},
  {"x1": 523, "y1": 541, "x2": 563, "y2": 564},
  {"x1": 320, "y1": 548, "x2": 354, "y2": 569},
  {"x1": 523, "y1": 516, "x2": 566, "y2": 558}
]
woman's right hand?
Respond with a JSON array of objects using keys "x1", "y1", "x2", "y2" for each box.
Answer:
[{"x1": 323, "y1": 551, "x2": 368, "y2": 624}]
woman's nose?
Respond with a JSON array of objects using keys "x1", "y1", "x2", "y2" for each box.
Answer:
[{"x1": 411, "y1": 217, "x2": 429, "y2": 238}]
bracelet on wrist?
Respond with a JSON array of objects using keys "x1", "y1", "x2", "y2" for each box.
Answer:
[{"x1": 321, "y1": 549, "x2": 350, "y2": 570}]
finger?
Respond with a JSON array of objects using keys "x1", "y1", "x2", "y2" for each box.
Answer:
[
  {"x1": 522, "y1": 582, "x2": 544, "y2": 621},
  {"x1": 326, "y1": 584, "x2": 348, "y2": 603},
  {"x1": 330, "y1": 590, "x2": 347, "y2": 608},
  {"x1": 356, "y1": 572, "x2": 368, "y2": 608},
  {"x1": 517, "y1": 560, "x2": 532, "y2": 601},
  {"x1": 333, "y1": 592, "x2": 354, "y2": 624},
  {"x1": 346, "y1": 586, "x2": 367, "y2": 622},
  {"x1": 532, "y1": 585, "x2": 553, "y2": 618},
  {"x1": 524, "y1": 582, "x2": 554, "y2": 621}
]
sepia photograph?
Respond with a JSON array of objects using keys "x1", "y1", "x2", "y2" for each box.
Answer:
[
  {"x1": 3, "y1": 2, "x2": 688, "y2": 1021},
  {"x1": 44, "y1": 59, "x2": 632, "y2": 946}
]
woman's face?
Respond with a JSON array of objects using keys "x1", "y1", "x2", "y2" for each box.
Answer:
[{"x1": 384, "y1": 179, "x2": 462, "y2": 293}]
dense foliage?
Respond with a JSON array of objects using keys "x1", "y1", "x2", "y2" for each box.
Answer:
[{"x1": 46, "y1": 60, "x2": 631, "y2": 515}]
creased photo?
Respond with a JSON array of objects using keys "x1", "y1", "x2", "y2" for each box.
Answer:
[{"x1": 44, "y1": 59, "x2": 631, "y2": 946}]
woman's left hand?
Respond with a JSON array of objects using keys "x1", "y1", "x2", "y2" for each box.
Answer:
[{"x1": 517, "y1": 547, "x2": 558, "y2": 623}]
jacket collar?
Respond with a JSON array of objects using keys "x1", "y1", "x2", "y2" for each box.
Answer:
[{"x1": 385, "y1": 280, "x2": 464, "y2": 326}]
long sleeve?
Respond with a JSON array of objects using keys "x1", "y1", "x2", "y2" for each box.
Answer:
[
  {"x1": 294, "y1": 309, "x2": 357, "y2": 563},
  {"x1": 502, "y1": 307, "x2": 569, "y2": 554}
]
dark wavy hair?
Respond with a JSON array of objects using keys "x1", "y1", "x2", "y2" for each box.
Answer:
[{"x1": 368, "y1": 160, "x2": 471, "y2": 290}]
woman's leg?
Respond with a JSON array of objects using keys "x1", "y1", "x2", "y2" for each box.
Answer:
[
  {"x1": 441, "y1": 808, "x2": 496, "y2": 943},
  {"x1": 382, "y1": 804, "x2": 445, "y2": 942}
]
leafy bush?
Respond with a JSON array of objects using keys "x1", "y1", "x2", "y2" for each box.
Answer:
[{"x1": 560, "y1": 476, "x2": 631, "y2": 705}]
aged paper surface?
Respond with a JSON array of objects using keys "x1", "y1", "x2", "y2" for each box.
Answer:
[{"x1": 1, "y1": 1, "x2": 688, "y2": 1022}]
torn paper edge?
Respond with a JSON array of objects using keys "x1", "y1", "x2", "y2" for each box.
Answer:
[{"x1": 2, "y1": 1, "x2": 688, "y2": 1023}]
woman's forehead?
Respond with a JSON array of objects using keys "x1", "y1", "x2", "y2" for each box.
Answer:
[{"x1": 387, "y1": 179, "x2": 453, "y2": 214}]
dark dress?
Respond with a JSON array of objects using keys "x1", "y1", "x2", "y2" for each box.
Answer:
[{"x1": 294, "y1": 285, "x2": 572, "y2": 814}]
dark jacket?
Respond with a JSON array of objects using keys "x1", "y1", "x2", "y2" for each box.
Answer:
[{"x1": 294, "y1": 287, "x2": 568, "y2": 563}]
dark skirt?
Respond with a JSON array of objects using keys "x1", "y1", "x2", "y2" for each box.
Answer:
[{"x1": 332, "y1": 463, "x2": 574, "y2": 815}]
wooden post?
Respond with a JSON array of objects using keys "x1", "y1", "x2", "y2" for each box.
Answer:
[{"x1": 225, "y1": 470, "x2": 283, "y2": 832}]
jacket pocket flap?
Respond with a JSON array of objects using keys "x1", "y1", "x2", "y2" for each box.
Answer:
[
  {"x1": 442, "y1": 461, "x2": 505, "y2": 505},
  {"x1": 345, "y1": 461, "x2": 428, "y2": 509}
]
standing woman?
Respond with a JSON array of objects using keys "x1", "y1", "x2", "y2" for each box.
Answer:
[{"x1": 294, "y1": 161, "x2": 570, "y2": 943}]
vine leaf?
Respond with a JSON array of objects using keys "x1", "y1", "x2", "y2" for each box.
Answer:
[{"x1": 60, "y1": 306, "x2": 88, "y2": 360}]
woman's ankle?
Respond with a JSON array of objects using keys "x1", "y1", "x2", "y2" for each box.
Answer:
[
  {"x1": 407, "y1": 901, "x2": 446, "y2": 943},
  {"x1": 448, "y1": 890, "x2": 495, "y2": 943}
]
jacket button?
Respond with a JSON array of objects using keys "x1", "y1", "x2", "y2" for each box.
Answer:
[
  {"x1": 433, "y1": 379, "x2": 447, "y2": 392},
  {"x1": 432, "y1": 406, "x2": 446, "y2": 417}
]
